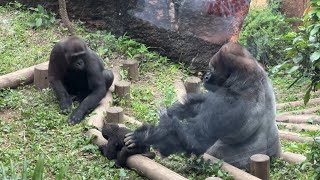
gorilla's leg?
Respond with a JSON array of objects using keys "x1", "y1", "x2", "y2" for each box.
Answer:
[
  {"x1": 51, "y1": 79, "x2": 72, "y2": 114},
  {"x1": 103, "y1": 69, "x2": 114, "y2": 90},
  {"x1": 206, "y1": 125, "x2": 281, "y2": 169}
]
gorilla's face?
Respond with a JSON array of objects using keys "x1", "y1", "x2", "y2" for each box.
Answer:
[
  {"x1": 203, "y1": 52, "x2": 230, "y2": 92},
  {"x1": 64, "y1": 37, "x2": 88, "y2": 71}
]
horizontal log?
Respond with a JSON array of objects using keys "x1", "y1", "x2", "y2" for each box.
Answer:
[
  {"x1": 0, "y1": 61, "x2": 49, "y2": 89},
  {"x1": 174, "y1": 79, "x2": 187, "y2": 104},
  {"x1": 280, "y1": 152, "x2": 306, "y2": 163},
  {"x1": 277, "y1": 98, "x2": 320, "y2": 110},
  {"x1": 277, "y1": 122, "x2": 320, "y2": 131},
  {"x1": 278, "y1": 130, "x2": 313, "y2": 143},
  {"x1": 278, "y1": 106, "x2": 320, "y2": 116},
  {"x1": 203, "y1": 153, "x2": 261, "y2": 180},
  {"x1": 276, "y1": 115, "x2": 320, "y2": 124}
]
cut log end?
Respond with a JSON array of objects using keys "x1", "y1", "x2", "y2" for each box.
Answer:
[
  {"x1": 250, "y1": 154, "x2": 270, "y2": 180},
  {"x1": 34, "y1": 64, "x2": 49, "y2": 90},
  {"x1": 122, "y1": 60, "x2": 139, "y2": 81},
  {"x1": 106, "y1": 107, "x2": 124, "y2": 123},
  {"x1": 184, "y1": 76, "x2": 201, "y2": 93},
  {"x1": 115, "y1": 81, "x2": 131, "y2": 99}
]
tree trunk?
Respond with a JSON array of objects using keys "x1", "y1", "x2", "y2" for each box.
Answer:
[{"x1": 58, "y1": 0, "x2": 75, "y2": 35}]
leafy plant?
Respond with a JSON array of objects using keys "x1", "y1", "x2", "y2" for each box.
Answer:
[
  {"x1": 275, "y1": 0, "x2": 320, "y2": 103},
  {"x1": 239, "y1": 3, "x2": 292, "y2": 66},
  {"x1": 28, "y1": 5, "x2": 56, "y2": 29}
]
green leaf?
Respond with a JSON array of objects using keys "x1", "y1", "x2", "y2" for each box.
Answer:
[
  {"x1": 310, "y1": 51, "x2": 320, "y2": 62},
  {"x1": 310, "y1": 25, "x2": 320, "y2": 36},
  {"x1": 304, "y1": 86, "x2": 312, "y2": 105},
  {"x1": 35, "y1": 18, "x2": 42, "y2": 27},
  {"x1": 288, "y1": 66, "x2": 299, "y2": 74},
  {"x1": 119, "y1": 169, "x2": 126, "y2": 177},
  {"x1": 22, "y1": 159, "x2": 27, "y2": 180},
  {"x1": 32, "y1": 155, "x2": 44, "y2": 180}
]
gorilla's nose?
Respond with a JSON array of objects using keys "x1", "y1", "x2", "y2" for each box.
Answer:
[{"x1": 204, "y1": 72, "x2": 211, "y2": 80}]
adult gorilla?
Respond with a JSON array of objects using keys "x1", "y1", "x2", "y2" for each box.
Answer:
[
  {"x1": 48, "y1": 36, "x2": 114, "y2": 124},
  {"x1": 125, "y1": 42, "x2": 280, "y2": 169}
]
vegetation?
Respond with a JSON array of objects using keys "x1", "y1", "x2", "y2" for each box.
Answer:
[
  {"x1": 0, "y1": 2, "x2": 319, "y2": 180},
  {"x1": 275, "y1": 0, "x2": 320, "y2": 104},
  {"x1": 239, "y1": 2, "x2": 292, "y2": 66}
]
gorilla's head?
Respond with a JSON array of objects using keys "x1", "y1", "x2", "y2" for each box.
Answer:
[
  {"x1": 63, "y1": 36, "x2": 88, "y2": 71},
  {"x1": 204, "y1": 42, "x2": 263, "y2": 92}
]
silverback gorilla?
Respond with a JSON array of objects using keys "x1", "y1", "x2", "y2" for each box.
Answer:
[
  {"x1": 48, "y1": 36, "x2": 114, "y2": 124},
  {"x1": 125, "y1": 42, "x2": 281, "y2": 169},
  {"x1": 99, "y1": 123, "x2": 155, "y2": 167}
]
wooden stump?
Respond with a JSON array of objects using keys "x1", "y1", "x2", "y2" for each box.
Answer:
[
  {"x1": 184, "y1": 76, "x2": 201, "y2": 93},
  {"x1": 123, "y1": 60, "x2": 139, "y2": 81},
  {"x1": 115, "y1": 81, "x2": 131, "y2": 99},
  {"x1": 250, "y1": 154, "x2": 270, "y2": 180},
  {"x1": 106, "y1": 107, "x2": 124, "y2": 123},
  {"x1": 34, "y1": 64, "x2": 49, "y2": 89}
]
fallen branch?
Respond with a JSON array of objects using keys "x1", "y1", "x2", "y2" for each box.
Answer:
[{"x1": 0, "y1": 61, "x2": 48, "y2": 89}]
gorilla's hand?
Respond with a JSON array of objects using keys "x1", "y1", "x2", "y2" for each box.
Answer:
[
  {"x1": 67, "y1": 110, "x2": 84, "y2": 124},
  {"x1": 60, "y1": 98, "x2": 72, "y2": 114},
  {"x1": 124, "y1": 132, "x2": 136, "y2": 149}
]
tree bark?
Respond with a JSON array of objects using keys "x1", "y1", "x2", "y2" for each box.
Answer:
[{"x1": 58, "y1": 0, "x2": 75, "y2": 35}]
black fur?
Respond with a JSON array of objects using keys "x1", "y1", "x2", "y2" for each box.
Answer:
[
  {"x1": 48, "y1": 36, "x2": 114, "y2": 124},
  {"x1": 99, "y1": 123, "x2": 155, "y2": 167},
  {"x1": 125, "y1": 42, "x2": 280, "y2": 169}
]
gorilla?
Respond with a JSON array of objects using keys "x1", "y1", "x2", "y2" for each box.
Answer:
[
  {"x1": 99, "y1": 123, "x2": 155, "y2": 167},
  {"x1": 125, "y1": 42, "x2": 281, "y2": 169},
  {"x1": 48, "y1": 36, "x2": 114, "y2": 124}
]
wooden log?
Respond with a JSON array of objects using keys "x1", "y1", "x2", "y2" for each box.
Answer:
[
  {"x1": 87, "y1": 129, "x2": 108, "y2": 146},
  {"x1": 174, "y1": 79, "x2": 187, "y2": 104},
  {"x1": 124, "y1": 115, "x2": 143, "y2": 126},
  {"x1": 276, "y1": 98, "x2": 320, "y2": 110},
  {"x1": 278, "y1": 130, "x2": 313, "y2": 143},
  {"x1": 203, "y1": 153, "x2": 261, "y2": 180},
  {"x1": 126, "y1": 155, "x2": 187, "y2": 180},
  {"x1": 34, "y1": 64, "x2": 49, "y2": 89},
  {"x1": 250, "y1": 154, "x2": 270, "y2": 180},
  {"x1": 87, "y1": 91, "x2": 112, "y2": 130},
  {"x1": 115, "y1": 81, "x2": 131, "y2": 99},
  {"x1": 184, "y1": 76, "x2": 201, "y2": 93},
  {"x1": 277, "y1": 122, "x2": 320, "y2": 131},
  {"x1": 88, "y1": 125, "x2": 188, "y2": 180},
  {"x1": 278, "y1": 106, "x2": 320, "y2": 116},
  {"x1": 276, "y1": 115, "x2": 320, "y2": 124},
  {"x1": 110, "y1": 66, "x2": 122, "y2": 92},
  {"x1": 0, "y1": 61, "x2": 49, "y2": 89},
  {"x1": 106, "y1": 107, "x2": 124, "y2": 123},
  {"x1": 280, "y1": 152, "x2": 307, "y2": 163},
  {"x1": 122, "y1": 60, "x2": 139, "y2": 81}
]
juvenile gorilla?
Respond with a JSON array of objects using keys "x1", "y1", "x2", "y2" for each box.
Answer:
[
  {"x1": 125, "y1": 42, "x2": 281, "y2": 169},
  {"x1": 48, "y1": 36, "x2": 114, "y2": 124},
  {"x1": 99, "y1": 123, "x2": 155, "y2": 167}
]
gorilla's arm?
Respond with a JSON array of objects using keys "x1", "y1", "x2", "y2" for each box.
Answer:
[
  {"x1": 126, "y1": 93, "x2": 254, "y2": 156},
  {"x1": 68, "y1": 53, "x2": 107, "y2": 124},
  {"x1": 48, "y1": 44, "x2": 72, "y2": 113},
  {"x1": 166, "y1": 93, "x2": 206, "y2": 119}
]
